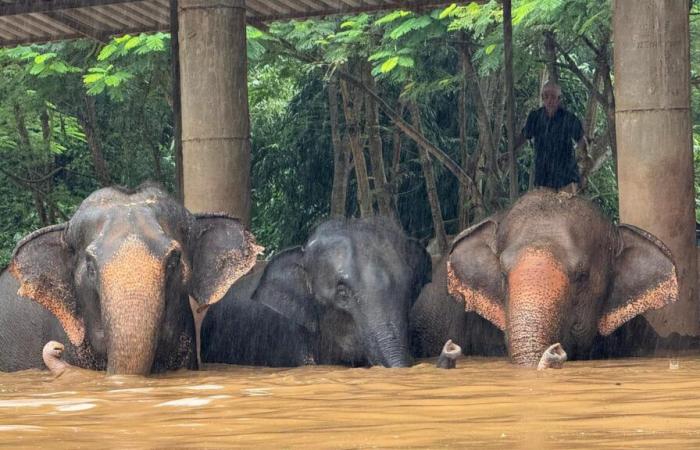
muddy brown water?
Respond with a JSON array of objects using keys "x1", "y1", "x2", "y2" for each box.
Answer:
[{"x1": 1, "y1": 357, "x2": 700, "y2": 448}]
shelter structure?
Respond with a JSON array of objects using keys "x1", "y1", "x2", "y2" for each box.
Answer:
[{"x1": 0, "y1": 0, "x2": 697, "y2": 336}]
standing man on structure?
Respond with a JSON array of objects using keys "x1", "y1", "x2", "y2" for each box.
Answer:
[{"x1": 513, "y1": 81, "x2": 589, "y2": 193}]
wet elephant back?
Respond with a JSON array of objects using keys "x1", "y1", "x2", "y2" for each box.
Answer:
[
  {"x1": 0, "y1": 270, "x2": 74, "y2": 371},
  {"x1": 200, "y1": 266, "x2": 315, "y2": 367}
]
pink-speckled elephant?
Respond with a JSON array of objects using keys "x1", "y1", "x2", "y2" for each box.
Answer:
[{"x1": 411, "y1": 189, "x2": 679, "y2": 367}]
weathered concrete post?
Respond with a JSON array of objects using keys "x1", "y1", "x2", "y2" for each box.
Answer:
[
  {"x1": 614, "y1": 0, "x2": 698, "y2": 335},
  {"x1": 178, "y1": 0, "x2": 251, "y2": 225}
]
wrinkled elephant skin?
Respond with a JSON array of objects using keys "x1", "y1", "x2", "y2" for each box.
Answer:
[
  {"x1": 202, "y1": 218, "x2": 431, "y2": 368},
  {"x1": 413, "y1": 189, "x2": 678, "y2": 367},
  {"x1": 0, "y1": 183, "x2": 261, "y2": 375}
]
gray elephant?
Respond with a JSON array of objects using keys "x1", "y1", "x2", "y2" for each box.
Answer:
[
  {"x1": 411, "y1": 189, "x2": 678, "y2": 367},
  {"x1": 0, "y1": 183, "x2": 261, "y2": 375},
  {"x1": 201, "y1": 218, "x2": 431, "y2": 367}
]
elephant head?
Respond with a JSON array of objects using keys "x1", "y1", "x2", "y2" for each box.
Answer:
[
  {"x1": 252, "y1": 219, "x2": 430, "y2": 368},
  {"x1": 9, "y1": 184, "x2": 261, "y2": 375},
  {"x1": 447, "y1": 190, "x2": 678, "y2": 366}
]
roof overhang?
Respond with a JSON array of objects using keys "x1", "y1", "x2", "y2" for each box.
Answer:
[{"x1": 0, "y1": 0, "x2": 464, "y2": 47}]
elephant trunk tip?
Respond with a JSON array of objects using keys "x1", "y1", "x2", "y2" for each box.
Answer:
[
  {"x1": 537, "y1": 343, "x2": 567, "y2": 370},
  {"x1": 42, "y1": 340, "x2": 71, "y2": 376},
  {"x1": 436, "y1": 339, "x2": 462, "y2": 369}
]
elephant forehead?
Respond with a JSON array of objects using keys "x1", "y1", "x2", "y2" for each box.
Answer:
[
  {"x1": 100, "y1": 235, "x2": 167, "y2": 291},
  {"x1": 508, "y1": 248, "x2": 569, "y2": 299},
  {"x1": 69, "y1": 199, "x2": 189, "y2": 249},
  {"x1": 305, "y1": 236, "x2": 354, "y2": 267}
]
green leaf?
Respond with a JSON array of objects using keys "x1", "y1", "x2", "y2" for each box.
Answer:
[
  {"x1": 124, "y1": 36, "x2": 142, "y2": 51},
  {"x1": 48, "y1": 61, "x2": 71, "y2": 74},
  {"x1": 579, "y1": 10, "x2": 605, "y2": 33},
  {"x1": 83, "y1": 73, "x2": 104, "y2": 84},
  {"x1": 104, "y1": 75, "x2": 121, "y2": 86},
  {"x1": 368, "y1": 49, "x2": 395, "y2": 62},
  {"x1": 438, "y1": 3, "x2": 458, "y2": 20},
  {"x1": 34, "y1": 52, "x2": 56, "y2": 64},
  {"x1": 512, "y1": 1, "x2": 538, "y2": 25},
  {"x1": 98, "y1": 43, "x2": 118, "y2": 61},
  {"x1": 380, "y1": 56, "x2": 399, "y2": 73},
  {"x1": 340, "y1": 20, "x2": 355, "y2": 29},
  {"x1": 397, "y1": 56, "x2": 414, "y2": 67},
  {"x1": 389, "y1": 16, "x2": 432, "y2": 40},
  {"x1": 29, "y1": 63, "x2": 45, "y2": 75},
  {"x1": 114, "y1": 34, "x2": 132, "y2": 44},
  {"x1": 484, "y1": 44, "x2": 497, "y2": 55},
  {"x1": 86, "y1": 83, "x2": 106, "y2": 95},
  {"x1": 6, "y1": 46, "x2": 37, "y2": 60},
  {"x1": 375, "y1": 10, "x2": 411, "y2": 26}
]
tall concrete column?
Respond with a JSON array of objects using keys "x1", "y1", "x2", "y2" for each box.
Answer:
[
  {"x1": 178, "y1": 0, "x2": 251, "y2": 225},
  {"x1": 614, "y1": 0, "x2": 698, "y2": 335}
]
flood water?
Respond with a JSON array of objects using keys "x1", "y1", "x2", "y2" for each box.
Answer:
[{"x1": 2, "y1": 356, "x2": 700, "y2": 448}]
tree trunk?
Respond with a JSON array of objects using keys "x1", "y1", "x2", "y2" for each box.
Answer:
[
  {"x1": 614, "y1": 0, "x2": 697, "y2": 336},
  {"x1": 408, "y1": 101, "x2": 447, "y2": 255},
  {"x1": 363, "y1": 62, "x2": 393, "y2": 217},
  {"x1": 328, "y1": 76, "x2": 349, "y2": 217},
  {"x1": 462, "y1": 44, "x2": 501, "y2": 210},
  {"x1": 150, "y1": 142, "x2": 164, "y2": 183},
  {"x1": 339, "y1": 76, "x2": 373, "y2": 218},
  {"x1": 338, "y1": 70, "x2": 479, "y2": 198},
  {"x1": 503, "y1": 0, "x2": 517, "y2": 201},
  {"x1": 78, "y1": 94, "x2": 111, "y2": 186},
  {"x1": 389, "y1": 101, "x2": 405, "y2": 213},
  {"x1": 170, "y1": 0, "x2": 184, "y2": 202},
  {"x1": 179, "y1": 0, "x2": 251, "y2": 224},
  {"x1": 458, "y1": 36, "x2": 470, "y2": 230},
  {"x1": 543, "y1": 30, "x2": 559, "y2": 84}
]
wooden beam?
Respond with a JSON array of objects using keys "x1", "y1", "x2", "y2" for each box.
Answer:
[
  {"x1": 103, "y1": 3, "x2": 155, "y2": 28},
  {"x1": 42, "y1": 10, "x2": 107, "y2": 41},
  {"x1": 0, "y1": 23, "x2": 168, "y2": 47},
  {"x1": 28, "y1": 12, "x2": 77, "y2": 34},
  {"x1": 0, "y1": 0, "x2": 138, "y2": 16}
]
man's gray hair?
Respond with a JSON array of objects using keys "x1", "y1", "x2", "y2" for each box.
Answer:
[{"x1": 541, "y1": 80, "x2": 562, "y2": 96}]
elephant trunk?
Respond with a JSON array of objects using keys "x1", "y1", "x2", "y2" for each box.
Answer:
[
  {"x1": 367, "y1": 321, "x2": 412, "y2": 368},
  {"x1": 507, "y1": 248, "x2": 569, "y2": 367},
  {"x1": 100, "y1": 237, "x2": 166, "y2": 375}
]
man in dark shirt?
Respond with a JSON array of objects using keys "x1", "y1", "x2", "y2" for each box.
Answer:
[{"x1": 513, "y1": 81, "x2": 587, "y2": 192}]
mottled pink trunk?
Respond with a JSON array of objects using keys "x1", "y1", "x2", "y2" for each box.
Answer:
[
  {"x1": 100, "y1": 237, "x2": 166, "y2": 375},
  {"x1": 506, "y1": 249, "x2": 569, "y2": 366}
]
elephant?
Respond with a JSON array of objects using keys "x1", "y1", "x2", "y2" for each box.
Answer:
[
  {"x1": 411, "y1": 189, "x2": 678, "y2": 367},
  {"x1": 0, "y1": 183, "x2": 261, "y2": 375},
  {"x1": 201, "y1": 218, "x2": 432, "y2": 368}
]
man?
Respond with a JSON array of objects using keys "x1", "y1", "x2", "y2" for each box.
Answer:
[{"x1": 513, "y1": 81, "x2": 588, "y2": 193}]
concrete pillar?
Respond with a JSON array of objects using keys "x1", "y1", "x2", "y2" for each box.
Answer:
[
  {"x1": 178, "y1": 0, "x2": 251, "y2": 225},
  {"x1": 614, "y1": 0, "x2": 698, "y2": 335}
]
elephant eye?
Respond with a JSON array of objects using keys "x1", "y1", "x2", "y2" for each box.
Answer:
[
  {"x1": 85, "y1": 255, "x2": 97, "y2": 281},
  {"x1": 574, "y1": 270, "x2": 589, "y2": 283},
  {"x1": 166, "y1": 250, "x2": 182, "y2": 272},
  {"x1": 336, "y1": 282, "x2": 350, "y2": 298}
]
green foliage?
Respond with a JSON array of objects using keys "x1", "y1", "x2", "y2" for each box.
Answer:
[{"x1": 1, "y1": 0, "x2": 699, "y2": 265}]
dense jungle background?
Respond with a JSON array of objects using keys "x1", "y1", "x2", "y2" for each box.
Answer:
[{"x1": 1, "y1": 0, "x2": 699, "y2": 265}]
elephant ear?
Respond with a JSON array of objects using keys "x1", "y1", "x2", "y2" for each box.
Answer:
[
  {"x1": 9, "y1": 224, "x2": 85, "y2": 347},
  {"x1": 190, "y1": 214, "x2": 264, "y2": 306},
  {"x1": 598, "y1": 224, "x2": 679, "y2": 336},
  {"x1": 447, "y1": 218, "x2": 506, "y2": 331},
  {"x1": 251, "y1": 247, "x2": 318, "y2": 333}
]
